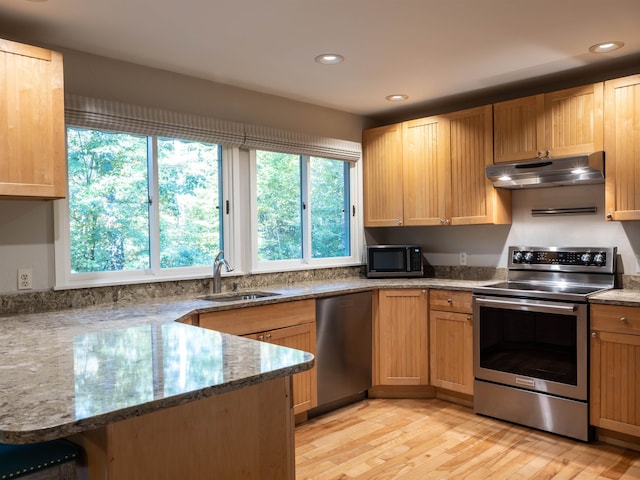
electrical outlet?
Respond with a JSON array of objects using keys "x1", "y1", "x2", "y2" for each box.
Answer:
[
  {"x1": 18, "y1": 268, "x2": 32, "y2": 290},
  {"x1": 459, "y1": 251, "x2": 467, "y2": 266}
]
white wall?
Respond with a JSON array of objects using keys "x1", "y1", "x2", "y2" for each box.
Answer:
[{"x1": 367, "y1": 183, "x2": 640, "y2": 275}]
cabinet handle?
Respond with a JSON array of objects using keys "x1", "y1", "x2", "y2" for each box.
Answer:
[
  {"x1": 606, "y1": 213, "x2": 613, "y2": 220},
  {"x1": 466, "y1": 316, "x2": 472, "y2": 322},
  {"x1": 445, "y1": 219, "x2": 450, "y2": 225},
  {"x1": 258, "y1": 334, "x2": 264, "y2": 341},
  {"x1": 591, "y1": 332, "x2": 597, "y2": 338},
  {"x1": 439, "y1": 219, "x2": 445, "y2": 224},
  {"x1": 620, "y1": 317, "x2": 627, "y2": 323},
  {"x1": 447, "y1": 298, "x2": 452, "y2": 304},
  {"x1": 396, "y1": 220, "x2": 402, "y2": 225},
  {"x1": 266, "y1": 333, "x2": 272, "y2": 340}
]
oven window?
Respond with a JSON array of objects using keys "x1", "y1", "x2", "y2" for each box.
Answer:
[{"x1": 478, "y1": 306, "x2": 577, "y2": 385}]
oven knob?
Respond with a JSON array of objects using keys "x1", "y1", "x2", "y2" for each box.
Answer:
[
  {"x1": 523, "y1": 252, "x2": 534, "y2": 263},
  {"x1": 580, "y1": 253, "x2": 592, "y2": 264},
  {"x1": 513, "y1": 251, "x2": 523, "y2": 263},
  {"x1": 593, "y1": 253, "x2": 605, "y2": 265}
]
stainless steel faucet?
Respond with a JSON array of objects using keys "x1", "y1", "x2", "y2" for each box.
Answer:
[{"x1": 212, "y1": 251, "x2": 233, "y2": 294}]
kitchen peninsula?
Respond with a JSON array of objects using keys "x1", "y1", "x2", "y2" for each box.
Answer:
[{"x1": 0, "y1": 299, "x2": 314, "y2": 480}]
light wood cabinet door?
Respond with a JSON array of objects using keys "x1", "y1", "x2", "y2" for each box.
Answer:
[
  {"x1": 544, "y1": 83, "x2": 603, "y2": 158},
  {"x1": 198, "y1": 300, "x2": 317, "y2": 414},
  {"x1": 493, "y1": 95, "x2": 545, "y2": 163},
  {"x1": 494, "y1": 83, "x2": 603, "y2": 163},
  {"x1": 374, "y1": 289, "x2": 428, "y2": 386},
  {"x1": 429, "y1": 310, "x2": 473, "y2": 395},
  {"x1": 447, "y1": 105, "x2": 511, "y2": 225},
  {"x1": 590, "y1": 304, "x2": 640, "y2": 437},
  {"x1": 402, "y1": 115, "x2": 449, "y2": 226},
  {"x1": 429, "y1": 289, "x2": 473, "y2": 395},
  {"x1": 0, "y1": 38, "x2": 66, "y2": 199},
  {"x1": 362, "y1": 123, "x2": 404, "y2": 226},
  {"x1": 256, "y1": 323, "x2": 318, "y2": 414},
  {"x1": 604, "y1": 74, "x2": 640, "y2": 221}
]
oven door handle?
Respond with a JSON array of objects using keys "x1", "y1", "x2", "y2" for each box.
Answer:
[{"x1": 475, "y1": 297, "x2": 577, "y2": 314}]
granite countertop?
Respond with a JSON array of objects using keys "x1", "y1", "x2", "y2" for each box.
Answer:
[
  {"x1": 0, "y1": 277, "x2": 494, "y2": 444},
  {"x1": 0, "y1": 302, "x2": 313, "y2": 444},
  {"x1": 11, "y1": 274, "x2": 634, "y2": 445},
  {"x1": 589, "y1": 288, "x2": 640, "y2": 307}
]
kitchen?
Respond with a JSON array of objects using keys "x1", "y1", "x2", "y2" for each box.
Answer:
[{"x1": 2, "y1": 0, "x2": 640, "y2": 478}]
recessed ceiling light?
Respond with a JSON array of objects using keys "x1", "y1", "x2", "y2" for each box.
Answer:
[
  {"x1": 315, "y1": 54, "x2": 344, "y2": 65},
  {"x1": 589, "y1": 41, "x2": 624, "y2": 53},
  {"x1": 385, "y1": 94, "x2": 409, "y2": 102}
]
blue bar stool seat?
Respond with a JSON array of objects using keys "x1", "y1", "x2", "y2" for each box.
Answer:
[{"x1": 0, "y1": 439, "x2": 80, "y2": 480}]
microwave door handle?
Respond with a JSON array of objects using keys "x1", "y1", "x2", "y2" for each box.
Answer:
[
  {"x1": 475, "y1": 297, "x2": 577, "y2": 314},
  {"x1": 405, "y1": 248, "x2": 411, "y2": 272}
]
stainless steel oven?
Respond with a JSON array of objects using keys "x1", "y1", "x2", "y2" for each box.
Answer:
[{"x1": 472, "y1": 246, "x2": 616, "y2": 441}]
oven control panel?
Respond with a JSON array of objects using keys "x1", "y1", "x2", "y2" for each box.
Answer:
[{"x1": 509, "y1": 246, "x2": 616, "y2": 271}]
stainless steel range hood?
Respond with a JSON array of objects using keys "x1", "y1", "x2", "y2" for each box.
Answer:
[{"x1": 486, "y1": 151, "x2": 604, "y2": 189}]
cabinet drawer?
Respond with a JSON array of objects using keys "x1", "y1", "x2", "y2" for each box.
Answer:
[
  {"x1": 429, "y1": 289, "x2": 472, "y2": 313},
  {"x1": 591, "y1": 304, "x2": 640, "y2": 335},
  {"x1": 198, "y1": 299, "x2": 315, "y2": 336}
]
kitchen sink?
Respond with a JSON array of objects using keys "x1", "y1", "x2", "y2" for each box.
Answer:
[{"x1": 199, "y1": 291, "x2": 281, "y2": 302}]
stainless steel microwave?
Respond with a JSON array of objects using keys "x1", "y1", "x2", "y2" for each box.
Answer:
[{"x1": 366, "y1": 245, "x2": 424, "y2": 278}]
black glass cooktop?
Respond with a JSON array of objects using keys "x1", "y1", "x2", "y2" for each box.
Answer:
[{"x1": 482, "y1": 281, "x2": 604, "y2": 296}]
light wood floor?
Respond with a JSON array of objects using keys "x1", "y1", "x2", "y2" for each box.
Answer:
[{"x1": 295, "y1": 398, "x2": 640, "y2": 480}]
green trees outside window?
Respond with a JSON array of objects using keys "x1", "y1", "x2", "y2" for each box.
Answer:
[
  {"x1": 67, "y1": 127, "x2": 222, "y2": 274},
  {"x1": 256, "y1": 151, "x2": 351, "y2": 262}
]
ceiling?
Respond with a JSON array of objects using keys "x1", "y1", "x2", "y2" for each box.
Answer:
[{"x1": 1, "y1": 0, "x2": 639, "y2": 119}]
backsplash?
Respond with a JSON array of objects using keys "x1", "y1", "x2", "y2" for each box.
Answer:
[
  {"x1": 1, "y1": 265, "x2": 637, "y2": 317},
  {"x1": 0, "y1": 266, "x2": 363, "y2": 316}
]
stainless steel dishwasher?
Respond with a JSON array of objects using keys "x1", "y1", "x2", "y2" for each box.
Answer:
[{"x1": 309, "y1": 291, "x2": 372, "y2": 417}]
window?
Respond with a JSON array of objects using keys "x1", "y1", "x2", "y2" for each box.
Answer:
[
  {"x1": 60, "y1": 126, "x2": 223, "y2": 285},
  {"x1": 252, "y1": 150, "x2": 355, "y2": 269},
  {"x1": 57, "y1": 95, "x2": 363, "y2": 288}
]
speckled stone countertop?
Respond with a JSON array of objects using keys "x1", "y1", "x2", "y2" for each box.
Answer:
[
  {"x1": 0, "y1": 276, "x2": 516, "y2": 445},
  {"x1": 0, "y1": 299, "x2": 314, "y2": 444},
  {"x1": 589, "y1": 288, "x2": 640, "y2": 307}
]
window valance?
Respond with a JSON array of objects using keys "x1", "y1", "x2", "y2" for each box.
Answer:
[{"x1": 65, "y1": 94, "x2": 361, "y2": 162}]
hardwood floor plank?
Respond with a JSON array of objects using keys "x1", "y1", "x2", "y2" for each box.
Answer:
[{"x1": 295, "y1": 399, "x2": 640, "y2": 480}]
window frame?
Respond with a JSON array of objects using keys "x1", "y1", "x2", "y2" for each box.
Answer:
[
  {"x1": 248, "y1": 150, "x2": 362, "y2": 273},
  {"x1": 54, "y1": 128, "x2": 236, "y2": 290}
]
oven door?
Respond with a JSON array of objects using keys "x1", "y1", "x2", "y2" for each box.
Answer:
[{"x1": 473, "y1": 295, "x2": 588, "y2": 401}]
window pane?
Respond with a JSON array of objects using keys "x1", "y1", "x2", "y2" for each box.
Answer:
[
  {"x1": 256, "y1": 151, "x2": 302, "y2": 261},
  {"x1": 158, "y1": 138, "x2": 221, "y2": 268},
  {"x1": 67, "y1": 128, "x2": 149, "y2": 272},
  {"x1": 310, "y1": 157, "x2": 350, "y2": 258}
]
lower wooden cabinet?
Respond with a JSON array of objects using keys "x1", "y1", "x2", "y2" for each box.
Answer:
[
  {"x1": 590, "y1": 304, "x2": 640, "y2": 437},
  {"x1": 198, "y1": 300, "x2": 317, "y2": 415},
  {"x1": 244, "y1": 323, "x2": 317, "y2": 414},
  {"x1": 373, "y1": 289, "x2": 428, "y2": 386},
  {"x1": 429, "y1": 289, "x2": 474, "y2": 395}
]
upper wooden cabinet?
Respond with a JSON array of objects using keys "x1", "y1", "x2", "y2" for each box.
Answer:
[
  {"x1": 604, "y1": 74, "x2": 640, "y2": 221},
  {"x1": 446, "y1": 106, "x2": 511, "y2": 225},
  {"x1": 402, "y1": 115, "x2": 448, "y2": 225},
  {"x1": 493, "y1": 83, "x2": 603, "y2": 163},
  {"x1": 362, "y1": 123, "x2": 404, "y2": 226},
  {"x1": 363, "y1": 105, "x2": 511, "y2": 227},
  {"x1": 0, "y1": 38, "x2": 66, "y2": 199}
]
